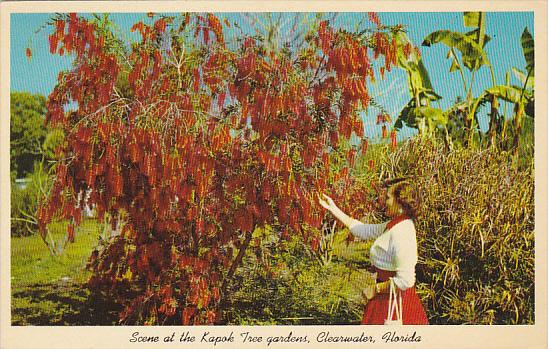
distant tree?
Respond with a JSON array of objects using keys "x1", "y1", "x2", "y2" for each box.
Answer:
[{"x1": 10, "y1": 92, "x2": 48, "y2": 178}]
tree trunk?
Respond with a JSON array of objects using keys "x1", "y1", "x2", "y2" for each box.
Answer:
[{"x1": 216, "y1": 230, "x2": 254, "y2": 323}]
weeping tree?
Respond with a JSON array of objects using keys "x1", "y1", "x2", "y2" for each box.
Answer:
[{"x1": 36, "y1": 12, "x2": 405, "y2": 325}]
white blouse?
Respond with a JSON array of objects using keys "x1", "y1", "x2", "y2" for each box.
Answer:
[{"x1": 349, "y1": 219, "x2": 418, "y2": 290}]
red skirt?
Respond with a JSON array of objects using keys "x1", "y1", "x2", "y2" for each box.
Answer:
[{"x1": 361, "y1": 267, "x2": 429, "y2": 325}]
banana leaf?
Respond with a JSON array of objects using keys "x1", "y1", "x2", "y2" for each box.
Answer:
[
  {"x1": 512, "y1": 67, "x2": 534, "y2": 89},
  {"x1": 463, "y1": 12, "x2": 481, "y2": 27},
  {"x1": 465, "y1": 29, "x2": 491, "y2": 48},
  {"x1": 394, "y1": 99, "x2": 416, "y2": 130},
  {"x1": 484, "y1": 85, "x2": 532, "y2": 104},
  {"x1": 521, "y1": 27, "x2": 534, "y2": 76},
  {"x1": 418, "y1": 87, "x2": 443, "y2": 102},
  {"x1": 411, "y1": 106, "x2": 447, "y2": 126},
  {"x1": 395, "y1": 31, "x2": 434, "y2": 93},
  {"x1": 422, "y1": 30, "x2": 490, "y2": 71},
  {"x1": 394, "y1": 100, "x2": 446, "y2": 130}
]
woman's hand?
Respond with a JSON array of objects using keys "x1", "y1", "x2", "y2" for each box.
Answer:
[
  {"x1": 318, "y1": 194, "x2": 338, "y2": 212},
  {"x1": 362, "y1": 284, "x2": 376, "y2": 301},
  {"x1": 318, "y1": 193, "x2": 360, "y2": 231}
]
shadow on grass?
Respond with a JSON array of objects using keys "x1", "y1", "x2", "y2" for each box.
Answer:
[{"x1": 12, "y1": 283, "x2": 122, "y2": 326}]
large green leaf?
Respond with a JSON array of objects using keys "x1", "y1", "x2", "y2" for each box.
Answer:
[
  {"x1": 394, "y1": 31, "x2": 435, "y2": 96},
  {"x1": 485, "y1": 85, "x2": 531, "y2": 104},
  {"x1": 418, "y1": 87, "x2": 443, "y2": 102},
  {"x1": 463, "y1": 12, "x2": 480, "y2": 27},
  {"x1": 521, "y1": 27, "x2": 534, "y2": 76},
  {"x1": 411, "y1": 106, "x2": 447, "y2": 126},
  {"x1": 394, "y1": 99, "x2": 417, "y2": 130},
  {"x1": 394, "y1": 100, "x2": 446, "y2": 131},
  {"x1": 465, "y1": 29, "x2": 491, "y2": 48},
  {"x1": 422, "y1": 30, "x2": 489, "y2": 71},
  {"x1": 512, "y1": 67, "x2": 534, "y2": 89}
]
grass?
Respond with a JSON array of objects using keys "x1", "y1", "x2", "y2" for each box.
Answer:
[
  {"x1": 11, "y1": 219, "x2": 96, "y2": 287},
  {"x1": 11, "y1": 219, "x2": 121, "y2": 325}
]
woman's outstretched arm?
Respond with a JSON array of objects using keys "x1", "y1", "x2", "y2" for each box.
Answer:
[{"x1": 319, "y1": 194, "x2": 387, "y2": 240}]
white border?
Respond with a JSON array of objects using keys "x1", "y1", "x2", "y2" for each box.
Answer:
[{"x1": 1, "y1": 2, "x2": 547, "y2": 349}]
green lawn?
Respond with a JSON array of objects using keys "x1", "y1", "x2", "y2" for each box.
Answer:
[
  {"x1": 11, "y1": 219, "x2": 121, "y2": 325},
  {"x1": 11, "y1": 219, "x2": 96, "y2": 287}
]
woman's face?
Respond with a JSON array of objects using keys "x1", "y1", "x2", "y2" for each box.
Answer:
[{"x1": 385, "y1": 188, "x2": 402, "y2": 218}]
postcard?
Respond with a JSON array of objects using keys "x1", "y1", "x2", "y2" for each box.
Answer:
[{"x1": 1, "y1": 1, "x2": 546, "y2": 348}]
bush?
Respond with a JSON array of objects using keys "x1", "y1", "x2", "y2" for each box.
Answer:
[
  {"x1": 377, "y1": 138, "x2": 534, "y2": 324},
  {"x1": 11, "y1": 164, "x2": 52, "y2": 237},
  {"x1": 223, "y1": 227, "x2": 373, "y2": 325}
]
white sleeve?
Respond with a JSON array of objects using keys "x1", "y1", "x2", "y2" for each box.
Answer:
[
  {"x1": 349, "y1": 221, "x2": 388, "y2": 241},
  {"x1": 390, "y1": 221, "x2": 418, "y2": 290}
]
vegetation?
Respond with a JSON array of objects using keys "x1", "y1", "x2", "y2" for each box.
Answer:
[
  {"x1": 35, "y1": 12, "x2": 409, "y2": 325},
  {"x1": 10, "y1": 92, "x2": 62, "y2": 237},
  {"x1": 11, "y1": 219, "x2": 120, "y2": 325},
  {"x1": 376, "y1": 139, "x2": 533, "y2": 324},
  {"x1": 10, "y1": 92, "x2": 48, "y2": 179}
]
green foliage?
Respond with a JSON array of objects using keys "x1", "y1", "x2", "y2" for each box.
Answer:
[
  {"x1": 422, "y1": 29, "x2": 489, "y2": 71},
  {"x1": 520, "y1": 27, "x2": 534, "y2": 76},
  {"x1": 10, "y1": 92, "x2": 64, "y2": 237},
  {"x1": 11, "y1": 138, "x2": 535, "y2": 325},
  {"x1": 376, "y1": 138, "x2": 534, "y2": 324},
  {"x1": 10, "y1": 92, "x2": 48, "y2": 178},
  {"x1": 42, "y1": 128, "x2": 66, "y2": 160},
  {"x1": 223, "y1": 230, "x2": 374, "y2": 325},
  {"x1": 11, "y1": 163, "x2": 52, "y2": 237},
  {"x1": 393, "y1": 31, "x2": 446, "y2": 136}
]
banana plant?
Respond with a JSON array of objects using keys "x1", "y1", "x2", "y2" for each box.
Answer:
[
  {"x1": 393, "y1": 30, "x2": 446, "y2": 139},
  {"x1": 513, "y1": 27, "x2": 534, "y2": 153},
  {"x1": 469, "y1": 27, "x2": 534, "y2": 151},
  {"x1": 421, "y1": 12, "x2": 497, "y2": 148}
]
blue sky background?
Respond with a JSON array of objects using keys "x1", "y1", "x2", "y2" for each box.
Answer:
[{"x1": 11, "y1": 12, "x2": 534, "y2": 140}]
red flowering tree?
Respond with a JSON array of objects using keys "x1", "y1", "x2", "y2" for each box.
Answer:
[{"x1": 37, "y1": 12, "x2": 408, "y2": 324}]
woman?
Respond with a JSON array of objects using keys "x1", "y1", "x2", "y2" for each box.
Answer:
[{"x1": 319, "y1": 178, "x2": 428, "y2": 325}]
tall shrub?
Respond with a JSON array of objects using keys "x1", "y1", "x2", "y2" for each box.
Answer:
[
  {"x1": 380, "y1": 139, "x2": 534, "y2": 324},
  {"x1": 37, "y1": 13, "x2": 407, "y2": 324}
]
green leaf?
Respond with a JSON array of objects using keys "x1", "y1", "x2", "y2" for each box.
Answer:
[
  {"x1": 394, "y1": 31, "x2": 435, "y2": 96},
  {"x1": 463, "y1": 12, "x2": 481, "y2": 27},
  {"x1": 394, "y1": 99, "x2": 417, "y2": 129},
  {"x1": 465, "y1": 29, "x2": 491, "y2": 48},
  {"x1": 395, "y1": 101, "x2": 446, "y2": 131},
  {"x1": 411, "y1": 106, "x2": 447, "y2": 126},
  {"x1": 512, "y1": 67, "x2": 534, "y2": 89},
  {"x1": 520, "y1": 27, "x2": 534, "y2": 76},
  {"x1": 447, "y1": 49, "x2": 461, "y2": 72},
  {"x1": 488, "y1": 85, "x2": 521, "y2": 104},
  {"x1": 422, "y1": 30, "x2": 489, "y2": 71},
  {"x1": 419, "y1": 88, "x2": 443, "y2": 102}
]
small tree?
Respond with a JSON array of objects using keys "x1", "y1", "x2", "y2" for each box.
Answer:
[{"x1": 10, "y1": 92, "x2": 48, "y2": 178}]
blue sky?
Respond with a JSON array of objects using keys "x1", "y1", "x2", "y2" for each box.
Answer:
[{"x1": 11, "y1": 12, "x2": 534, "y2": 140}]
